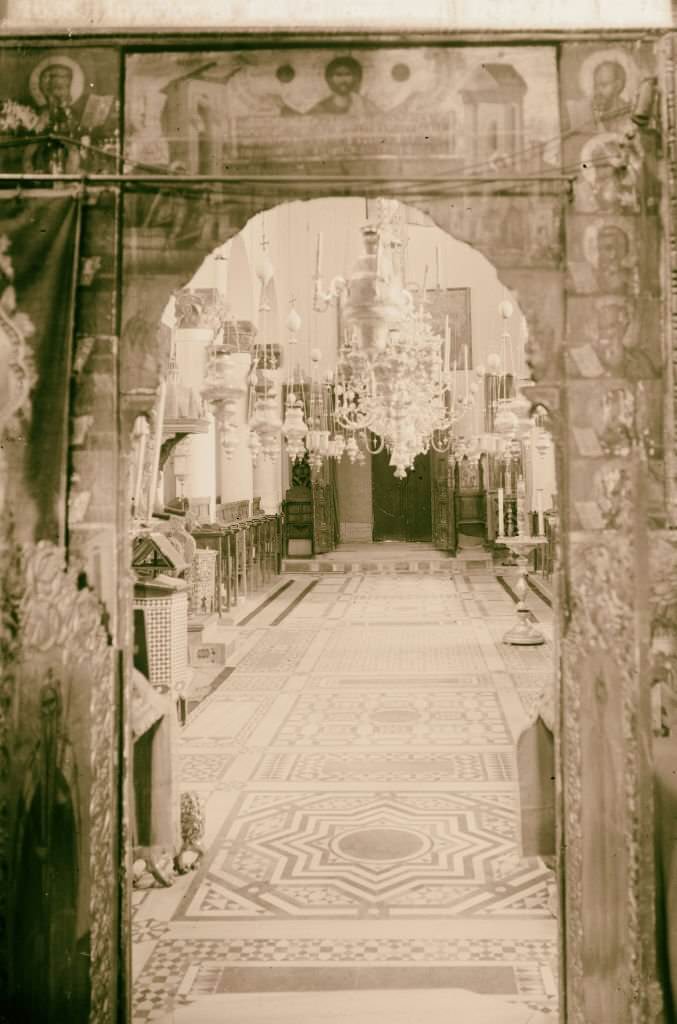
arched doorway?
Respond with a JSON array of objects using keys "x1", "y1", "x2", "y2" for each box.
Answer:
[
  {"x1": 124, "y1": 191, "x2": 562, "y2": 1024},
  {"x1": 117, "y1": 37, "x2": 666, "y2": 1022}
]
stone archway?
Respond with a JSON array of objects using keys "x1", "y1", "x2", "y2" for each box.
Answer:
[{"x1": 116, "y1": 192, "x2": 651, "y2": 1024}]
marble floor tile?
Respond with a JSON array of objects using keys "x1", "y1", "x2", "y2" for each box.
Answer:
[
  {"x1": 133, "y1": 555, "x2": 557, "y2": 1023},
  {"x1": 268, "y1": 690, "x2": 512, "y2": 747}
]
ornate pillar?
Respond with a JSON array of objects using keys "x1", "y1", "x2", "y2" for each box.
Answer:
[
  {"x1": 173, "y1": 326, "x2": 217, "y2": 516},
  {"x1": 253, "y1": 366, "x2": 284, "y2": 513},
  {"x1": 556, "y1": 38, "x2": 663, "y2": 1023},
  {"x1": 217, "y1": 351, "x2": 254, "y2": 508}
]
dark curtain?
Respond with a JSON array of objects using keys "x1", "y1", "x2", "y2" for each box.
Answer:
[{"x1": 0, "y1": 192, "x2": 82, "y2": 544}]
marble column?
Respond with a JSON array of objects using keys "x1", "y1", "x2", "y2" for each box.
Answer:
[
  {"x1": 174, "y1": 327, "x2": 217, "y2": 516},
  {"x1": 217, "y1": 352, "x2": 253, "y2": 508},
  {"x1": 253, "y1": 369, "x2": 284, "y2": 513}
]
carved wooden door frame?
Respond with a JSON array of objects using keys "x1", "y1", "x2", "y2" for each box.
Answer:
[{"x1": 112, "y1": 32, "x2": 669, "y2": 1024}]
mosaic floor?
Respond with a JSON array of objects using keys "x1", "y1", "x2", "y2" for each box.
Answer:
[{"x1": 133, "y1": 557, "x2": 558, "y2": 1023}]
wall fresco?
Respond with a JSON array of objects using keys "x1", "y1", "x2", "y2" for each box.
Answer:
[
  {"x1": 565, "y1": 295, "x2": 661, "y2": 380},
  {"x1": 566, "y1": 212, "x2": 640, "y2": 297},
  {"x1": 124, "y1": 47, "x2": 561, "y2": 179},
  {"x1": 501, "y1": 268, "x2": 565, "y2": 384},
  {"x1": 441, "y1": 194, "x2": 563, "y2": 269}
]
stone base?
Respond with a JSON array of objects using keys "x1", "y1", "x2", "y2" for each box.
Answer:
[{"x1": 503, "y1": 613, "x2": 546, "y2": 646}]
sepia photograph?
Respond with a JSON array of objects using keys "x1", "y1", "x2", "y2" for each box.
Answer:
[{"x1": 0, "y1": 1, "x2": 675, "y2": 1022}]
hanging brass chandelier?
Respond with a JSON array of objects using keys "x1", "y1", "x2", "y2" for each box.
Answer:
[{"x1": 325, "y1": 216, "x2": 480, "y2": 479}]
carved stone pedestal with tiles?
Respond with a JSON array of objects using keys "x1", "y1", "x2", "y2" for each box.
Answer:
[{"x1": 133, "y1": 577, "x2": 189, "y2": 864}]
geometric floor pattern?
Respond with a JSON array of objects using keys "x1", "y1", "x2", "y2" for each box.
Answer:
[
  {"x1": 270, "y1": 690, "x2": 513, "y2": 747},
  {"x1": 252, "y1": 749, "x2": 516, "y2": 783},
  {"x1": 176, "y1": 789, "x2": 549, "y2": 920},
  {"x1": 132, "y1": 552, "x2": 558, "y2": 1022}
]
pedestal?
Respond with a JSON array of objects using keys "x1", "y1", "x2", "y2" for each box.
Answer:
[{"x1": 501, "y1": 537, "x2": 547, "y2": 646}]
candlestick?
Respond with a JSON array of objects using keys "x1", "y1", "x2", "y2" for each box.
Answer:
[
  {"x1": 315, "y1": 232, "x2": 323, "y2": 277},
  {"x1": 501, "y1": 536, "x2": 547, "y2": 646},
  {"x1": 497, "y1": 486, "x2": 505, "y2": 538},
  {"x1": 506, "y1": 498, "x2": 515, "y2": 539},
  {"x1": 516, "y1": 476, "x2": 528, "y2": 537},
  {"x1": 537, "y1": 489, "x2": 545, "y2": 536}
]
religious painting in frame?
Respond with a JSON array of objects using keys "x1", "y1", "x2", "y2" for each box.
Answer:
[
  {"x1": 0, "y1": 46, "x2": 120, "y2": 174},
  {"x1": 559, "y1": 41, "x2": 658, "y2": 163},
  {"x1": 124, "y1": 46, "x2": 561, "y2": 182},
  {"x1": 424, "y1": 287, "x2": 472, "y2": 369}
]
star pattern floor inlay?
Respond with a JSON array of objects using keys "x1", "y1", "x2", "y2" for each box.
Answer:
[{"x1": 132, "y1": 561, "x2": 558, "y2": 1022}]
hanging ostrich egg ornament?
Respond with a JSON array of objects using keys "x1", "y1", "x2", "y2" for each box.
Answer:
[
  {"x1": 256, "y1": 253, "x2": 275, "y2": 287},
  {"x1": 286, "y1": 307, "x2": 302, "y2": 334},
  {"x1": 499, "y1": 299, "x2": 514, "y2": 320}
]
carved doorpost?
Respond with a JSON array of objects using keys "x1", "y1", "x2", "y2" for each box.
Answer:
[{"x1": 561, "y1": 449, "x2": 660, "y2": 1023}]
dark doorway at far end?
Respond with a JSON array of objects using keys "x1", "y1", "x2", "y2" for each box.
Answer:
[{"x1": 371, "y1": 447, "x2": 432, "y2": 543}]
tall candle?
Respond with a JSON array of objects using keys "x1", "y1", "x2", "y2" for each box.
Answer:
[
  {"x1": 521, "y1": 315, "x2": 528, "y2": 378},
  {"x1": 436, "y1": 246, "x2": 441, "y2": 289},
  {"x1": 463, "y1": 344, "x2": 469, "y2": 398},
  {"x1": 315, "y1": 232, "x2": 323, "y2": 277},
  {"x1": 497, "y1": 486, "x2": 505, "y2": 538},
  {"x1": 537, "y1": 489, "x2": 545, "y2": 536},
  {"x1": 451, "y1": 360, "x2": 457, "y2": 407},
  {"x1": 444, "y1": 315, "x2": 450, "y2": 372}
]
